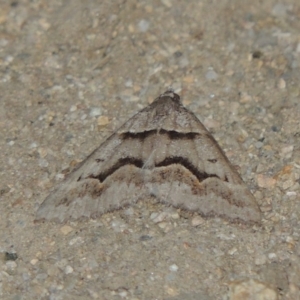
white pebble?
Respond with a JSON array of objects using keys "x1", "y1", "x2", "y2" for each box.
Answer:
[
  {"x1": 191, "y1": 215, "x2": 205, "y2": 226},
  {"x1": 29, "y1": 142, "x2": 38, "y2": 148},
  {"x1": 138, "y1": 19, "x2": 150, "y2": 32},
  {"x1": 65, "y1": 265, "x2": 74, "y2": 274},
  {"x1": 69, "y1": 236, "x2": 84, "y2": 246},
  {"x1": 125, "y1": 79, "x2": 133, "y2": 87},
  {"x1": 169, "y1": 264, "x2": 178, "y2": 272},
  {"x1": 228, "y1": 247, "x2": 238, "y2": 255},
  {"x1": 268, "y1": 253, "x2": 277, "y2": 260},
  {"x1": 118, "y1": 290, "x2": 128, "y2": 298},
  {"x1": 30, "y1": 258, "x2": 39, "y2": 265},
  {"x1": 152, "y1": 212, "x2": 167, "y2": 223},
  {"x1": 89, "y1": 107, "x2": 102, "y2": 117},
  {"x1": 70, "y1": 105, "x2": 77, "y2": 112}
]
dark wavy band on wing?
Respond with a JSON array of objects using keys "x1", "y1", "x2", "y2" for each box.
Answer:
[
  {"x1": 89, "y1": 157, "x2": 144, "y2": 182},
  {"x1": 88, "y1": 156, "x2": 219, "y2": 183},
  {"x1": 121, "y1": 130, "x2": 199, "y2": 140}
]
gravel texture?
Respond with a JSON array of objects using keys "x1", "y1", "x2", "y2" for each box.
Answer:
[{"x1": 1, "y1": 0, "x2": 300, "y2": 299}]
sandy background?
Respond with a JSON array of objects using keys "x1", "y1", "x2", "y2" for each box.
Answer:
[{"x1": 1, "y1": 0, "x2": 300, "y2": 299}]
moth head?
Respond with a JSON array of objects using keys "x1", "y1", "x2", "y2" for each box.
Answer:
[{"x1": 158, "y1": 89, "x2": 181, "y2": 104}]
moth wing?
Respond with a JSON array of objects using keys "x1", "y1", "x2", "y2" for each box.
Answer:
[
  {"x1": 35, "y1": 132, "x2": 147, "y2": 223},
  {"x1": 36, "y1": 90, "x2": 261, "y2": 224}
]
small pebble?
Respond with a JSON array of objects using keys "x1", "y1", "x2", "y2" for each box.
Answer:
[
  {"x1": 29, "y1": 142, "x2": 38, "y2": 148},
  {"x1": 69, "y1": 236, "x2": 84, "y2": 246},
  {"x1": 228, "y1": 247, "x2": 238, "y2": 255},
  {"x1": 38, "y1": 147, "x2": 48, "y2": 158},
  {"x1": 138, "y1": 19, "x2": 150, "y2": 32},
  {"x1": 89, "y1": 107, "x2": 102, "y2": 117},
  {"x1": 5, "y1": 252, "x2": 18, "y2": 261},
  {"x1": 60, "y1": 225, "x2": 73, "y2": 235},
  {"x1": 124, "y1": 79, "x2": 133, "y2": 87},
  {"x1": 280, "y1": 145, "x2": 293, "y2": 159},
  {"x1": 282, "y1": 179, "x2": 294, "y2": 190},
  {"x1": 97, "y1": 115, "x2": 110, "y2": 126},
  {"x1": 30, "y1": 258, "x2": 39, "y2": 265},
  {"x1": 169, "y1": 264, "x2": 179, "y2": 272},
  {"x1": 161, "y1": 0, "x2": 172, "y2": 7},
  {"x1": 139, "y1": 235, "x2": 152, "y2": 241},
  {"x1": 151, "y1": 212, "x2": 168, "y2": 223},
  {"x1": 256, "y1": 174, "x2": 276, "y2": 188},
  {"x1": 170, "y1": 211, "x2": 180, "y2": 219},
  {"x1": 119, "y1": 290, "x2": 128, "y2": 298},
  {"x1": 239, "y1": 92, "x2": 252, "y2": 103},
  {"x1": 227, "y1": 279, "x2": 278, "y2": 300},
  {"x1": 70, "y1": 105, "x2": 77, "y2": 112},
  {"x1": 191, "y1": 215, "x2": 205, "y2": 227},
  {"x1": 277, "y1": 78, "x2": 286, "y2": 89},
  {"x1": 268, "y1": 253, "x2": 277, "y2": 260},
  {"x1": 183, "y1": 75, "x2": 194, "y2": 84},
  {"x1": 157, "y1": 221, "x2": 167, "y2": 229},
  {"x1": 110, "y1": 220, "x2": 127, "y2": 232},
  {"x1": 65, "y1": 265, "x2": 74, "y2": 274},
  {"x1": 254, "y1": 140, "x2": 264, "y2": 149}
]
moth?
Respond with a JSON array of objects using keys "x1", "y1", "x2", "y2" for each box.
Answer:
[{"x1": 36, "y1": 90, "x2": 261, "y2": 224}]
